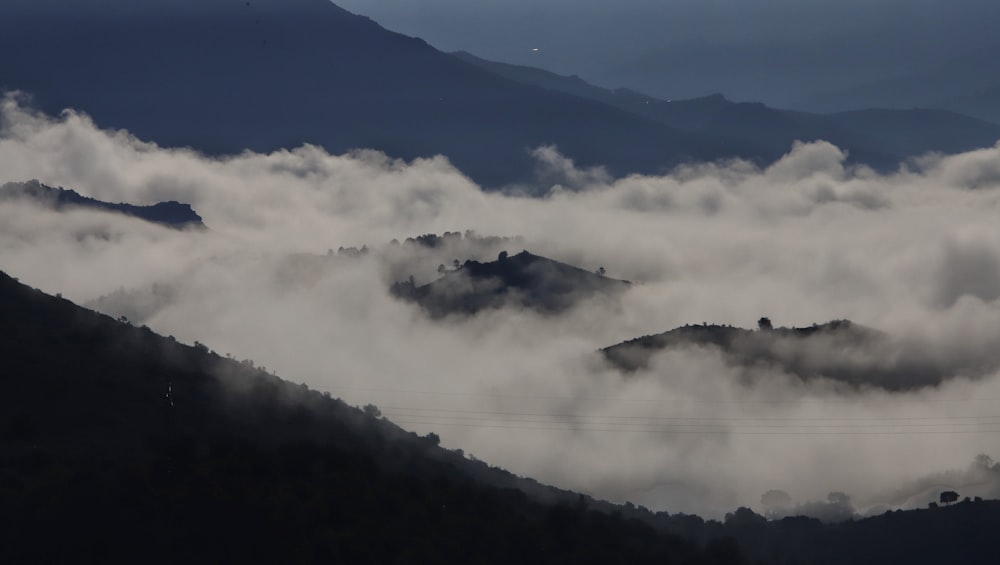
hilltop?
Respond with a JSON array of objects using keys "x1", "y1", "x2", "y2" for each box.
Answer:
[
  {"x1": 598, "y1": 319, "x2": 958, "y2": 391},
  {"x1": 0, "y1": 180, "x2": 204, "y2": 229},
  {"x1": 392, "y1": 250, "x2": 630, "y2": 316}
]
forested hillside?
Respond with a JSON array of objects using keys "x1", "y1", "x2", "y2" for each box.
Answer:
[{"x1": 0, "y1": 270, "x2": 733, "y2": 564}]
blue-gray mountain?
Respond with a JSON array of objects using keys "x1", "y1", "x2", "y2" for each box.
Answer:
[
  {"x1": 8, "y1": 1, "x2": 995, "y2": 191},
  {"x1": 798, "y1": 41, "x2": 1000, "y2": 123},
  {"x1": 1, "y1": 0, "x2": 754, "y2": 189},
  {"x1": 453, "y1": 51, "x2": 1000, "y2": 169}
]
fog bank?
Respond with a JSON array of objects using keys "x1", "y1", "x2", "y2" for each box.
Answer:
[{"x1": 3, "y1": 96, "x2": 1000, "y2": 517}]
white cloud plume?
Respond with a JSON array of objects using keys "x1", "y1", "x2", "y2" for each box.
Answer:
[{"x1": 3, "y1": 95, "x2": 1000, "y2": 518}]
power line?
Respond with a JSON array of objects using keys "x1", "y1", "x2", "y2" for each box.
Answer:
[
  {"x1": 388, "y1": 418, "x2": 1000, "y2": 436},
  {"x1": 382, "y1": 405, "x2": 1000, "y2": 423},
  {"x1": 326, "y1": 384, "x2": 1000, "y2": 435},
  {"x1": 327, "y1": 384, "x2": 999, "y2": 406},
  {"x1": 383, "y1": 406, "x2": 1000, "y2": 435},
  {"x1": 388, "y1": 414, "x2": 1000, "y2": 431}
]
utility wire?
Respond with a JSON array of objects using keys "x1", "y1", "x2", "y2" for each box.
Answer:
[
  {"x1": 325, "y1": 385, "x2": 1000, "y2": 435},
  {"x1": 328, "y1": 383, "x2": 999, "y2": 405},
  {"x1": 382, "y1": 405, "x2": 1000, "y2": 423},
  {"x1": 388, "y1": 417, "x2": 1000, "y2": 436},
  {"x1": 377, "y1": 405, "x2": 1000, "y2": 435}
]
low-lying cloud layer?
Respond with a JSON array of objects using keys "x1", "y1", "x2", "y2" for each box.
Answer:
[{"x1": 3, "y1": 94, "x2": 1000, "y2": 518}]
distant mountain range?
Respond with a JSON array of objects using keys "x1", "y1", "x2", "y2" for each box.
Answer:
[
  {"x1": 797, "y1": 41, "x2": 1000, "y2": 123},
  {"x1": 392, "y1": 250, "x2": 629, "y2": 316},
  {"x1": 453, "y1": 51, "x2": 1000, "y2": 169},
  {"x1": 0, "y1": 180, "x2": 204, "y2": 229},
  {"x1": 0, "y1": 0, "x2": 754, "y2": 189},
  {"x1": 5, "y1": 1, "x2": 997, "y2": 192}
]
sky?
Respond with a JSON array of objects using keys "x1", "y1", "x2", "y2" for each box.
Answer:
[
  {"x1": 333, "y1": 0, "x2": 1000, "y2": 104},
  {"x1": 4, "y1": 95, "x2": 1000, "y2": 518}
]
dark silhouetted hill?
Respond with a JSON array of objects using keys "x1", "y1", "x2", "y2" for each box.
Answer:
[
  {"x1": 0, "y1": 0, "x2": 757, "y2": 189},
  {"x1": 599, "y1": 320, "x2": 969, "y2": 391},
  {"x1": 0, "y1": 269, "x2": 731, "y2": 564},
  {"x1": 5, "y1": 271, "x2": 1000, "y2": 563},
  {"x1": 646, "y1": 501, "x2": 1000, "y2": 565},
  {"x1": 453, "y1": 51, "x2": 1000, "y2": 169},
  {"x1": 392, "y1": 250, "x2": 630, "y2": 316},
  {"x1": 0, "y1": 180, "x2": 204, "y2": 229},
  {"x1": 84, "y1": 231, "x2": 531, "y2": 325}
]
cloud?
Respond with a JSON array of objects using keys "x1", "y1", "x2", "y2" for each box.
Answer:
[
  {"x1": 3, "y1": 95, "x2": 1000, "y2": 519},
  {"x1": 934, "y1": 234, "x2": 1000, "y2": 307},
  {"x1": 530, "y1": 145, "x2": 612, "y2": 194}
]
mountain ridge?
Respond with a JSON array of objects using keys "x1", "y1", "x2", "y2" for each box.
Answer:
[
  {"x1": 392, "y1": 249, "x2": 630, "y2": 316},
  {"x1": 0, "y1": 0, "x2": 759, "y2": 189},
  {"x1": 452, "y1": 50, "x2": 1000, "y2": 169},
  {"x1": 796, "y1": 41, "x2": 1000, "y2": 123},
  {"x1": 0, "y1": 180, "x2": 205, "y2": 229},
  {"x1": 598, "y1": 319, "x2": 973, "y2": 391}
]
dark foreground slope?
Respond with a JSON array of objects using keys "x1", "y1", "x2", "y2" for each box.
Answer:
[
  {"x1": 646, "y1": 501, "x2": 1000, "y2": 565},
  {"x1": 0, "y1": 180, "x2": 205, "y2": 229},
  {"x1": 392, "y1": 250, "x2": 630, "y2": 317},
  {"x1": 0, "y1": 0, "x2": 749, "y2": 189},
  {"x1": 0, "y1": 270, "x2": 726, "y2": 564},
  {"x1": 5, "y1": 272, "x2": 1000, "y2": 564}
]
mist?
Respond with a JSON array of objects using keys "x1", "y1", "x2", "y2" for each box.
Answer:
[{"x1": 3, "y1": 94, "x2": 1000, "y2": 518}]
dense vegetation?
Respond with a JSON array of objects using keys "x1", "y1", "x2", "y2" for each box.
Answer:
[
  {"x1": 644, "y1": 502, "x2": 1000, "y2": 565},
  {"x1": 599, "y1": 319, "x2": 976, "y2": 391},
  {"x1": 4, "y1": 264, "x2": 1000, "y2": 563},
  {"x1": 391, "y1": 250, "x2": 629, "y2": 316},
  {"x1": 0, "y1": 270, "x2": 734, "y2": 564}
]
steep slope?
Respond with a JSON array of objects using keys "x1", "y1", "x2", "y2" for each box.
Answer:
[
  {"x1": 0, "y1": 0, "x2": 749, "y2": 189},
  {"x1": 392, "y1": 250, "x2": 630, "y2": 317},
  {"x1": 453, "y1": 51, "x2": 1000, "y2": 169},
  {"x1": 4, "y1": 268, "x2": 1000, "y2": 564},
  {"x1": 0, "y1": 269, "x2": 724, "y2": 564},
  {"x1": 0, "y1": 180, "x2": 205, "y2": 229}
]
